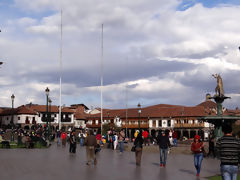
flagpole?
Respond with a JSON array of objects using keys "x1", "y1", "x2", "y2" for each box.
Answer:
[
  {"x1": 59, "y1": 7, "x2": 63, "y2": 130},
  {"x1": 101, "y1": 24, "x2": 104, "y2": 135},
  {"x1": 125, "y1": 57, "x2": 128, "y2": 138}
]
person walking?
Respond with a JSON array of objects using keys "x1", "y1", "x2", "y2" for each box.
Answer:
[
  {"x1": 216, "y1": 124, "x2": 240, "y2": 180},
  {"x1": 79, "y1": 131, "x2": 85, "y2": 146},
  {"x1": 56, "y1": 130, "x2": 61, "y2": 146},
  {"x1": 118, "y1": 129, "x2": 125, "y2": 153},
  {"x1": 172, "y1": 130, "x2": 178, "y2": 147},
  {"x1": 208, "y1": 136, "x2": 216, "y2": 158},
  {"x1": 143, "y1": 130, "x2": 149, "y2": 146},
  {"x1": 61, "y1": 131, "x2": 67, "y2": 147},
  {"x1": 134, "y1": 131, "x2": 144, "y2": 166},
  {"x1": 191, "y1": 135, "x2": 204, "y2": 177},
  {"x1": 113, "y1": 133, "x2": 118, "y2": 150},
  {"x1": 69, "y1": 131, "x2": 77, "y2": 153},
  {"x1": 85, "y1": 130, "x2": 97, "y2": 166},
  {"x1": 157, "y1": 130, "x2": 171, "y2": 167}
]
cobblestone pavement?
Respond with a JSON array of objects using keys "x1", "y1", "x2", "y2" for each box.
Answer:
[{"x1": 0, "y1": 143, "x2": 220, "y2": 180}]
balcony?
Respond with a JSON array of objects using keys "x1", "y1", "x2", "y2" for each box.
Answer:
[
  {"x1": 86, "y1": 124, "x2": 101, "y2": 128},
  {"x1": 174, "y1": 123, "x2": 205, "y2": 128},
  {"x1": 61, "y1": 117, "x2": 71, "y2": 122},
  {"x1": 122, "y1": 124, "x2": 149, "y2": 129},
  {"x1": 41, "y1": 117, "x2": 55, "y2": 123}
]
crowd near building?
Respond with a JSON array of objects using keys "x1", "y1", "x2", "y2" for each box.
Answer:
[{"x1": 0, "y1": 94, "x2": 239, "y2": 140}]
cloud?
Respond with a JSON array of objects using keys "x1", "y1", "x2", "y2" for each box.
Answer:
[{"x1": 0, "y1": 0, "x2": 240, "y2": 110}]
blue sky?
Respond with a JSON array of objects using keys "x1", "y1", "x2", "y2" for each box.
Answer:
[
  {"x1": 178, "y1": 0, "x2": 240, "y2": 10},
  {"x1": 0, "y1": 0, "x2": 240, "y2": 110}
]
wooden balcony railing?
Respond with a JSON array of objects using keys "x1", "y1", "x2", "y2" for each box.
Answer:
[
  {"x1": 174, "y1": 123, "x2": 205, "y2": 128},
  {"x1": 122, "y1": 124, "x2": 149, "y2": 129},
  {"x1": 86, "y1": 124, "x2": 101, "y2": 128}
]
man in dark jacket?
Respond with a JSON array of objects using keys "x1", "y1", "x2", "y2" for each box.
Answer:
[
  {"x1": 69, "y1": 130, "x2": 77, "y2": 153},
  {"x1": 216, "y1": 124, "x2": 240, "y2": 180},
  {"x1": 85, "y1": 129, "x2": 97, "y2": 165},
  {"x1": 157, "y1": 130, "x2": 171, "y2": 167}
]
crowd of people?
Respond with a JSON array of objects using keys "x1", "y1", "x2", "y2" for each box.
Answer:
[
  {"x1": 0, "y1": 124, "x2": 53, "y2": 148},
  {"x1": 0, "y1": 125, "x2": 239, "y2": 180}
]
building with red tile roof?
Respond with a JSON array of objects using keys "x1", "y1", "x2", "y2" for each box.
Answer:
[{"x1": 0, "y1": 94, "x2": 239, "y2": 140}]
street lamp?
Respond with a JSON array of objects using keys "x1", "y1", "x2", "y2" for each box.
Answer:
[
  {"x1": 48, "y1": 98, "x2": 52, "y2": 131},
  {"x1": 45, "y1": 87, "x2": 50, "y2": 140},
  {"x1": 48, "y1": 98, "x2": 52, "y2": 113},
  {"x1": 11, "y1": 94, "x2": 15, "y2": 128},
  {"x1": 10, "y1": 94, "x2": 15, "y2": 142},
  {"x1": 138, "y1": 103, "x2": 141, "y2": 130},
  {"x1": 107, "y1": 112, "x2": 110, "y2": 123}
]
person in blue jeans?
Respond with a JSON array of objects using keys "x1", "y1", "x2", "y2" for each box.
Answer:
[
  {"x1": 157, "y1": 130, "x2": 171, "y2": 167},
  {"x1": 118, "y1": 129, "x2": 125, "y2": 153},
  {"x1": 56, "y1": 130, "x2": 61, "y2": 146},
  {"x1": 216, "y1": 124, "x2": 240, "y2": 180},
  {"x1": 191, "y1": 135, "x2": 204, "y2": 177}
]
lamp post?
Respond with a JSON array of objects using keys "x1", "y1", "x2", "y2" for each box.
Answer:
[
  {"x1": 10, "y1": 94, "x2": 15, "y2": 142},
  {"x1": 45, "y1": 87, "x2": 50, "y2": 140},
  {"x1": 107, "y1": 112, "x2": 110, "y2": 123},
  {"x1": 11, "y1": 94, "x2": 15, "y2": 128},
  {"x1": 48, "y1": 98, "x2": 52, "y2": 134},
  {"x1": 138, "y1": 103, "x2": 141, "y2": 130}
]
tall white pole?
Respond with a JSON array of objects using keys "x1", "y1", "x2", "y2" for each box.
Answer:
[
  {"x1": 101, "y1": 24, "x2": 104, "y2": 135},
  {"x1": 125, "y1": 58, "x2": 128, "y2": 138},
  {"x1": 59, "y1": 8, "x2": 63, "y2": 130}
]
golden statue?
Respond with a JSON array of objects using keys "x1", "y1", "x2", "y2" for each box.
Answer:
[{"x1": 212, "y1": 74, "x2": 224, "y2": 97}]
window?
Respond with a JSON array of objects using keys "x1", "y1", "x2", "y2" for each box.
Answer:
[
  {"x1": 25, "y1": 119, "x2": 30, "y2": 124},
  {"x1": 18, "y1": 117, "x2": 20, "y2": 121},
  {"x1": 167, "y1": 120, "x2": 171, "y2": 127},
  {"x1": 159, "y1": 120, "x2": 162, "y2": 127}
]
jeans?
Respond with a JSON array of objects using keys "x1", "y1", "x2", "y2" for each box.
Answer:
[
  {"x1": 194, "y1": 153, "x2": 203, "y2": 174},
  {"x1": 173, "y1": 138, "x2": 177, "y2": 147},
  {"x1": 119, "y1": 141, "x2": 124, "y2": 152},
  {"x1": 57, "y1": 137, "x2": 61, "y2": 145},
  {"x1": 69, "y1": 143, "x2": 76, "y2": 153},
  {"x1": 160, "y1": 148, "x2": 168, "y2": 165},
  {"x1": 221, "y1": 165, "x2": 238, "y2": 180},
  {"x1": 80, "y1": 138, "x2": 84, "y2": 146}
]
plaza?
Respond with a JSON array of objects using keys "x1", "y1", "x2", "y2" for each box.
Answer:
[{"x1": 0, "y1": 143, "x2": 220, "y2": 180}]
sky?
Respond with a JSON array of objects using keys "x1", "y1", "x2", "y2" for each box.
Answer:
[{"x1": 0, "y1": 0, "x2": 240, "y2": 110}]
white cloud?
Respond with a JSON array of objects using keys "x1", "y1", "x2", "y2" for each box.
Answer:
[
  {"x1": 18, "y1": 17, "x2": 37, "y2": 26},
  {"x1": 1, "y1": 0, "x2": 240, "y2": 109}
]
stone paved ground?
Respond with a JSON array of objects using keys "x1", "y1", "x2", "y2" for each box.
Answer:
[{"x1": 0, "y1": 143, "x2": 220, "y2": 180}]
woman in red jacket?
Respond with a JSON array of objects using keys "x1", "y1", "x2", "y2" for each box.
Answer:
[{"x1": 191, "y1": 135, "x2": 204, "y2": 177}]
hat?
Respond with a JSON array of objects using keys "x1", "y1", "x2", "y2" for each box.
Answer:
[
  {"x1": 194, "y1": 135, "x2": 200, "y2": 140},
  {"x1": 161, "y1": 131, "x2": 166, "y2": 134}
]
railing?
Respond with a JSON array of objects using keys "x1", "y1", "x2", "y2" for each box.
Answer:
[
  {"x1": 174, "y1": 123, "x2": 205, "y2": 128},
  {"x1": 122, "y1": 124, "x2": 149, "y2": 128},
  {"x1": 86, "y1": 124, "x2": 101, "y2": 128},
  {"x1": 61, "y1": 118, "x2": 71, "y2": 122},
  {"x1": 41, "y1": 117, "x2": 55, "y2": 122}
]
